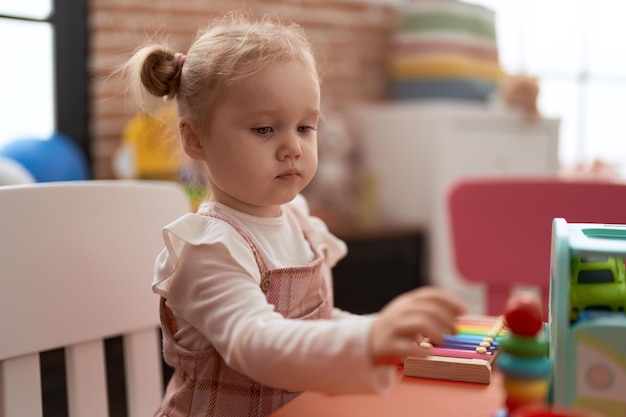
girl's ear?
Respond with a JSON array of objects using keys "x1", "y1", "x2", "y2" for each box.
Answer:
[{"x1": 179, "y1": 117, "x2": 204, "y2": 160}]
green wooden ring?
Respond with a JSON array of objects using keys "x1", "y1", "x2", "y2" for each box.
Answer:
[{"x1": 500, "y1": 335, "x2": 549, "y2": 358}]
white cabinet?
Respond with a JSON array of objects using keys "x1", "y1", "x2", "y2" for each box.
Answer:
[{"x1": 345, "y1": 100, "x2": 560, "y2": 312}]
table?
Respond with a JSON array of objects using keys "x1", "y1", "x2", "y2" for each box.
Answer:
[{"x1": 270, "y1": 365, "x2": 504, "y2": 416}]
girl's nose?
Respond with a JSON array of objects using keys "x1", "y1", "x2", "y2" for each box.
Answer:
[{"x1": 277, "y1": 133, "x2": 302, "y2": 160}]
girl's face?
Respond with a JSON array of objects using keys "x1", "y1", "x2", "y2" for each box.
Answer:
[{"x1": 197, "y1": 59, "x2": 320, "y2": 217}]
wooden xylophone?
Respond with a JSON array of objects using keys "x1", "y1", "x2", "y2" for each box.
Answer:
[{"x1": 403, "y1": 315, "x2": 507, "y2": 384}]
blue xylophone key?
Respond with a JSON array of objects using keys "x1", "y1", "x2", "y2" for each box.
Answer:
[
  {"x1": 441, "y1": 335, "x2": 500, "y2": 352},
  {"x1": 443, "y1": 334, "x2": 501, "y2": 346}
]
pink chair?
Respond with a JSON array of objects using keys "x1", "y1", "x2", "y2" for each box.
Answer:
[{"x1": 447, "y1": 177, "x2": 626, "y2": 319}]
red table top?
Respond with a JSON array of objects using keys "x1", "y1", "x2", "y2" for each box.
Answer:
[{"x1": 270, "y1": 365, "x2": 504, "y2": 417}]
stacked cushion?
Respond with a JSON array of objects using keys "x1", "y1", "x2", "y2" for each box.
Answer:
[{"x1": 390, "y1": 0, "x2": 504, "y2": 101}]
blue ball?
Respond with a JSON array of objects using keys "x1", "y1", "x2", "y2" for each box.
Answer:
[{"x1": 0, "y1": 133, "x2": 90, "y2": 182}]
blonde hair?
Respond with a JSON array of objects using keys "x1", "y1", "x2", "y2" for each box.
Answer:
[{"x1": 126, "y1": 10, "x2": 319, "y2": 133}]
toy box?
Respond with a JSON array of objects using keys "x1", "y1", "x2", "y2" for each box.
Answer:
[{"x1": 549, "y1": 219, "x2": 626, "y2": 417}]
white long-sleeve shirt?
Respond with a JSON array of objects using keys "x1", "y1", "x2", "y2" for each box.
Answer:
[{"x1": 152, "y1": 195, "x2": 394, "y2": 395}]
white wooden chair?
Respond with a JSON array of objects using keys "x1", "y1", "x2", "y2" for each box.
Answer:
[{"x1": 0, "y1": 180, "x2": 191, "y2": 417}]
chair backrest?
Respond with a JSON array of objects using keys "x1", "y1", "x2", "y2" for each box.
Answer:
[
  {"x1": 447, "y1": 177, "x2": 626, "y2": 318},
  {"x1": 0, "y1": 180, "x2": 190, "y2": 417}
]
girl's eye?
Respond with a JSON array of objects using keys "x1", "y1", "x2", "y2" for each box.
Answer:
[
  {"x1": 298, "y1": 126, "x2": 316, "y2": 133},
  {"x1": 254, "y1": 127, "x2": 272, "y2": 135}
]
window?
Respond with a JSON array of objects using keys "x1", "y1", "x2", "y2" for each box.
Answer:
[
  {"x1": 465, "y1": 0, "x2": 626, "y2": 176},
  {"x1": 0, "y1": 0, "x2": 90, "y2": 168},
  {"x1": 0, "y1": 2, "x2": 54, "y2": 146}
]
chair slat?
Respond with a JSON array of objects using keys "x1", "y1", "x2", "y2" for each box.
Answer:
[
  {"x1": 1, "y1": 353, "x2": 43, "y2": 417},
  {"x1": 124, "y1": 328, "x2": 163, "y2": 417},
  {"x1": 66, "y1": 340, "x2": 109, "y2": 417}
]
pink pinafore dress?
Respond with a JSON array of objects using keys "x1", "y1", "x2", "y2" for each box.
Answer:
[{"x1": 155, "y1": 208, "x2": 334, "y2": 417}]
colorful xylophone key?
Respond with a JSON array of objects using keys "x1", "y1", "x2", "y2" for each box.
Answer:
[
  {"x1": 419, "y1": 315, "x2": 507, "y2": 359},
  {"x1": 404, "y1": 315, "x2": 507, "y2": 384}
]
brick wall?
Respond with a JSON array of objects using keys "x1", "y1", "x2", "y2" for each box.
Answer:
[{"x1": 89, "y1": 0, "x2": 397, "y2": 179}]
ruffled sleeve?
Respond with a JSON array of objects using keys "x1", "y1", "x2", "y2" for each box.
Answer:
[{"x1": 152, "y1": 212, "x2": 260, "y2": 298}]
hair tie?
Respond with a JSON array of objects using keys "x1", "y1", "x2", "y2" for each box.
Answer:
[{"x1": 173, "y1": 52, "x2": 186, "y2": 68}]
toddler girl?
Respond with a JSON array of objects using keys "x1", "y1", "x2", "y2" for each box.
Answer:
[{"x1": 125, "y1": 10, "x2": 466, "y2": 417}]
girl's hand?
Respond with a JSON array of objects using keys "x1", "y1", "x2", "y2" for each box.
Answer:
[{"x1": 369, "y1": 286, "x2": 466, "y2": 365}]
